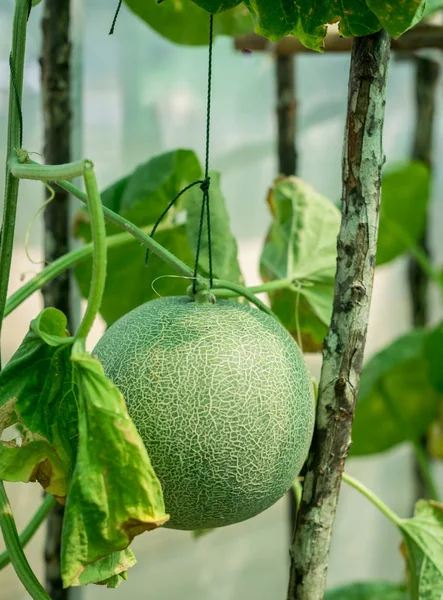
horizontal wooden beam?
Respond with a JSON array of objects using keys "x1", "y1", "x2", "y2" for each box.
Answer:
[{"x1": 235, "y1": 24, "x2": 443, "y2": 55}]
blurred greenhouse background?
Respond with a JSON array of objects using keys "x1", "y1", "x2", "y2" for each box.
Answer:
[{"x1": 1, "y1": 0, "x2": 443, "y2": 598}]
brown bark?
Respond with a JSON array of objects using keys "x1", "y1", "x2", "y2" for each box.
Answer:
[
  {"x1": 274, "y1": 52, "x2": 299, "y2": 534},
  {"x1": 40, "y1": 0, "x2": 72, "y2": 597},
  {"x1": 287, "y1": 30, "x2": 391, "y2": 600},
  {"x1": 408, "y1": 57, "x2": 440, "y2": 501},
  {"x1": 235, "y1": 25, "x2": 443, "y2": 56},
  {"x1": 408, "y1": 57, "x2": 440, "y2": 329},
  {"x1": 276, "y1": 55, "x2": 297, "y2": 177}
]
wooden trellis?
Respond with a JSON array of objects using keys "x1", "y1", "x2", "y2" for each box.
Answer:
[{"x1": 235, "y1": 24, "x2": 443, "y2": 54}]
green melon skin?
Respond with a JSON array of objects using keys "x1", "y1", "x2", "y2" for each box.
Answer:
[{"x1": 93, "y1": 296, "x2": 315, "y2": 531}]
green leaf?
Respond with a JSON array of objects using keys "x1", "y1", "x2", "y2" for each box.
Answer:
[
  {"x1": 75, "y1": 150, "x2": 243, "y2": 325},
  {"x1": 70, "y1": 549, "x2": 136, "y2": 588},
  {"x1": 351, "y1": 330, "x2": 442, "y2": 456},
  {"x1": 0, "y1": 308, "x2": 169, "y2": 587},
  {"x1": 192, "y1": 0, "x2": 241, "y2": 11},
  {"x1": 124, "y1": 0, "x2": 252, "y2": 46},
  {"x1": 325, "y1": 581, "x2": 407, "y2": 600},
  {"x1": 0, "y1": 308, "x2": 75, "y2": 500},
  {"x1": 367, "y1": 0, "x2": 427, "y2": 37},
  {"x1": 76, "y1": 150, "x2": 202, "y2": 237},
  {"x1": 61, "y1": 350, "x2": 169, "y2": 588},
  {"x1": 377, "y1": 162, "x2": 430, "y2": 266},
  {"x1": 424, "y1": 0, "x2": 443, "y2": 16},
  {"x1": 243, "y1": 0, "x2": 380, "y2": 50},
  {"x1": 400, "y1": 501, "x2": 443, "y2": 600},
  {"x1": 260, "y1": 176, "x2": 340, "y2": 351},
  {"x1": 236, "y1": 0, "x2": 426, "y2": 50}
]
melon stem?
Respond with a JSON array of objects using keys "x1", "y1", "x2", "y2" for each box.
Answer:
[{"x1": 73, "y1": 161, "x2": 107, "y2": 350}]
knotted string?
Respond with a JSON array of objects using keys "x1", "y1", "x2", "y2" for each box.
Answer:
[{"x1": 145, "y1": 13, "x2": 215, "y2": 294}]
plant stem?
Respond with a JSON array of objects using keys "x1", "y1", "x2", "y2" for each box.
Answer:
[
  {"x1": 0, "y1": 494, "x2": 56, "y2": 570},
  {"x1": 292, "y1": 480, "x2": 303, "y2": 514},
  {"x1": 411, "y1": 439, "x2": 439, "y2": 501},
  {"x1": 211, "y1": 279, "x2": 277, "y2": 319},
  {"x1": 11, "y1": 156, "x2": 85, "y2": 180},
  {"x1": 54, "y1": 175, "x2": 197, "y2": 281},
  {"x1": 54, "y1": 172, "x2": 281, "y2": 317},
  {"x1": 341, "y1": 472, "x2": 401, "y2": 526},
  {"x1": 378, "y1": 380, "x2": 440, "y2": 501},
  {"x1": 408, "y1": 239, "x2": 443, "y2": 292},
  {"x1": 213, "y1": 278, "x2": 292, "y2": 297},
  {"x1": 5, "y1": 228, "x2": 152, "y2": 317},
  {"x1": 5, "y1": 230, "x2": 287, "y2": 317},
  {"x1": 287, "y1": 30, "x2": 391, "y2": 600},
  {"x1": 0, "y1": 0, "x2": 30, "y2": 366},
  {"x1": 11, "y1": 163, "x2": 284, "y2": 320},
  {"x1": 73, "y1": 162, "x2": 106, "y2": 348},
  {"x1": 0, "y1": 481, "x2": 51, "y2": 599},
  {"x1": 387, "y1": 220, "x2": 443, "y2": 292},
  {"x1": 342, "y1": 472, "x2": 420, "y2": 598}
]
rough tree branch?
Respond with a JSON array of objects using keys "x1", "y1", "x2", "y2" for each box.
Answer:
[{"x1": 287, "y1": 29, "x2": 391, "y2": 600}]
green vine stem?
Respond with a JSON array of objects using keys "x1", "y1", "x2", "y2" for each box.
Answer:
[
  {"x1": 10, "y1": 156, "x2": 107, "y2": 349},
  {"x1": 411, "y1": 439, "x2": 440, "y2": 501},
  {"x1": 387, "y1": 219, "x2": 443, "y2": 293},
  {"x1": 292, "y1": 480, "x2": 303, "y2": 514},
  {"x1": 5, "y1": 236, "x2": 288, "y2": 320},
  {"x1": 0, "y1": 482, "x2": 51, "y2": 599},
  {"x1": 11, "y1": 163, "x2": 279, "y2": 319},
  {"x1": 378, "y1": 380, "x2": 440, "y2": 501},
  {"x1": 73, "y1": 161, "x2": 106, "y2": 350},
  {"x1": 342, "y1": 472, "x2": 401, "y2": 526},
  {"x1": 11, "y1": 157, "x2": 85, "y2": 181},
  {"x1": 211, "y1": 279, "x2": 276, "y2": 319},
  {"x1": 5, "y1": 228, "x2": 151, "y2": 317},
  {"x1": 0, "y1": 0, "x2": 31, "y2": 364},
  {"x1": 213, "y1": 278, "x2": 293, "y2": 297},
  {"x1": 342, "y1": 472, "x2": 419, "y2": 598},
  {"x1": 0, "y1": 494, "x2": 56, "y2": 570},
  {"x1": 53, "y1": 175, "x2": 197, "y2": 281}
]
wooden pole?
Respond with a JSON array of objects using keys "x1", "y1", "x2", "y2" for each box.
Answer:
[
  {"x1": 287, "y1": 30, "x2": 391, "y2": 599},
  {"x1": 275, "y1": 52, "x2": 299, "y2": 535},
  {"x1": 276, "y1": 55, "x2": 297, "y2": 176},
  {"x1": 235, "y1": 25, "x2": 443, "y2": 55},
  {"x1": 408, "y1": 56, "x2": 441, "y2": 501},
  {"x1": 41, "y1": 1, "x2": 73, "y2": 597}
]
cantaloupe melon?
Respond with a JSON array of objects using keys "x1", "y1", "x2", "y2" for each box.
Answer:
[{"x1": 93, "y1": 296, "x2": 315, "y2": 530}]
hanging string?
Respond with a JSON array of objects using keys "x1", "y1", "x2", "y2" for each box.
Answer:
[
  {"x1": 8, "y1": 0, "x2": 33, "y2": 149},
  {"x1": 192, "y1": 12, "x2": 214, "y2": 293},
  {"x1": 146, "y1": 13, "x2": 215, "y2": 294},
  {"x1": 109, "y1": 0, "x2": 123, "y2": 35},
  {"x1": 144, "y1": 179, "x2": 206, "y2": 265}
]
